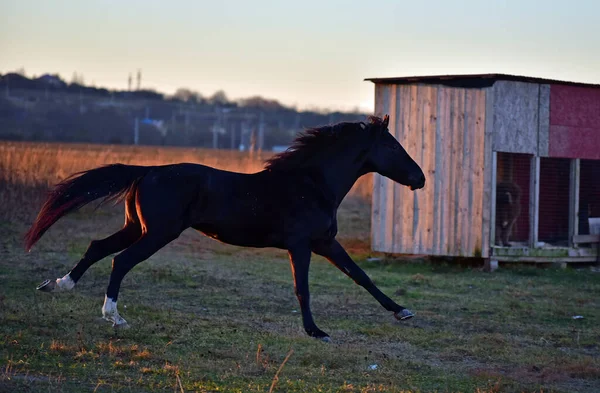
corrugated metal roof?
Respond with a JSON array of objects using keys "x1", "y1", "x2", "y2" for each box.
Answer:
[{"x1": 365, "y1": 73, "x2": 600, "y2": 89}]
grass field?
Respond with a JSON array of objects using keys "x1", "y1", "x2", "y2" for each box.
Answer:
[{"x1": 1, "y1": 142, "x2": 599, "y2": 393}]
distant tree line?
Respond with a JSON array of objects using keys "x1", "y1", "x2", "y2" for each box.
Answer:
[{"x1": 0, "y1": 72, "x2": 367, "y2": 149}]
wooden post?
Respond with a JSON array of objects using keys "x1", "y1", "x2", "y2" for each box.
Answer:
[
  {"x1": 569, "y1": 159, "x2": 580, "y2": 247},
  {"x1": 490, "y1": 151, "x2": 498, "y2": 249},
  {"x1": 484, "y1": 258, "x2": 499, "y2": 272},
  {"x1": 481, "y1": 87, "x2": 495, "y2": 258},
  {"x1": 529, "y1": 156, "x2": 540, "y2": 248}
]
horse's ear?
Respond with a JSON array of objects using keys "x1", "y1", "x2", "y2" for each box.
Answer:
[{"x1": 382, "y1": 115, "x2": 389, "y2": 128}]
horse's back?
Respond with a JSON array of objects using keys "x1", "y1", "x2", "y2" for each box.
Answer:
[
  {"x1": 132, "y1": 163, "x2": 337, "y2": 248},
  {"x1": 132, "y1": 163, "x2": 248, "y2": 229},
  {"x1": 190, "y1": 169, "x2": 337, "y2": 249}
]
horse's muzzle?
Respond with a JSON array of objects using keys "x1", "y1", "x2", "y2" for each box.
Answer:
[{"x1": 408, "y1": 173, "x2": 426, "y2": 191}]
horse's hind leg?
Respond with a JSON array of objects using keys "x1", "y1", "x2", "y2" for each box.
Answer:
[
  {"x1": 37, "y1": 223, "x2": 142, "y2": 292},
  {"x1": 37, "y1": 196, "x2": 142, "y2": 292},
  {"x1": 101, "y1": 230, "x2": 180, "y2": 328}
]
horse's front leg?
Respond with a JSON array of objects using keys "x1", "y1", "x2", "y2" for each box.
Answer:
[
  {"x1": 312, "y1": 239, "x2": 414, "y2": 321},
  {"x1": 288, "y1": 245, "x2": 331, "y2": 342}
]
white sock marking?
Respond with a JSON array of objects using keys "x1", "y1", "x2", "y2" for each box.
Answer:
[
  {"x1": 102, "y1": 295, "x2": 128, "y2": 326},
  {"x1": 55, "y1": 274, "x2": 75, "y2": 291}
]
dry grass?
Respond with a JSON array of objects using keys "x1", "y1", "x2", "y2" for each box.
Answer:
[
  {"x1": 0, "y1": 141, "x2": 372, "y2": 223},
  {"x1": 0, "y1": 141, "x2": 267, "y2": 184}
]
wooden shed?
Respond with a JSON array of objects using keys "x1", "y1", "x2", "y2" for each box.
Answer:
[{"x1": 367, "y1": 74, "x2": 600, "y2": 264}]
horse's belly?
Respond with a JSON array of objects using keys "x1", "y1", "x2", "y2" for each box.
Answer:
[{"x1": 194, "y1": 224, "x2": 283, "y2": 249}]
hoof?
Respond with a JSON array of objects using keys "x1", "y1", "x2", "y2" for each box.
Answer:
[
  {"x1": 394, "y1": 309, "x2": 415, "y2": 321},
  {"x1": 102, "y1": 313, "x2": 129, "y2": 329},
  {"x1": 113, "y1": 321, "x2": 130, "y2": 330},
  {"x1": 103, "y1": 315, "x2": 130, "y2": 329},
  {"x1": 36, "y1": 279, "x2": 56, "y2": 292}
]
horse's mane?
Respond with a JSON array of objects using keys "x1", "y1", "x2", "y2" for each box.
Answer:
[{"x1": 264, "y1": 116, "x2": 385, "y2": 171}]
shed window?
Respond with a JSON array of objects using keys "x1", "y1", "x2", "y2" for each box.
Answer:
[
  {"x1": 538, "y1": 158, "x2": 570, "y2": 246},
  {"x1": 579, "y1": 159, "x2": 600, "y2": 238}
]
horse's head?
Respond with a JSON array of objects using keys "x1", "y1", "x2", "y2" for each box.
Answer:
[{"x1": 364, "y1": 115, "x2": 425, "y2": 191}]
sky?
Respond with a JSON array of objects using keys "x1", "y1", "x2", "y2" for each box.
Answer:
[{"x1": 1, "y1": 0, "x2": 599, "y2": 112}]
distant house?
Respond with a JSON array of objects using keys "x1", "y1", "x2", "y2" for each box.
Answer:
[{"x1": 36, "y1": 74, "x2": 66, "y2": 88}]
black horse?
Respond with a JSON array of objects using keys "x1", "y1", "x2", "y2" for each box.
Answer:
[{"x1": 26, "y1": 115, "x2": 425, "y2": 341}]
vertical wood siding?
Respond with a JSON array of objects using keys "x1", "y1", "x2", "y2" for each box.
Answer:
[
  {"x1": 538, "y1": 85, "x2": 551, "y2": 157},
  {"x1": 372, "y1": 84, "x2": 487, "y2": 256}
]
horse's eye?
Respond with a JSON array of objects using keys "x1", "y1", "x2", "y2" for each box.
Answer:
[{"x1": 390, "y1": 144, "x2": 399, "y2": 150}]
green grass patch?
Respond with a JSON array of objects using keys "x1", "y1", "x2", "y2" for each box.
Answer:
[{"x1": 1, "y1": 202, "x2": 600, "y2": 392}]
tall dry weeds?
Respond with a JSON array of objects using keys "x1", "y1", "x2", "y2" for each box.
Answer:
[{"x1": 0, "y1": 142, "x2": 372, "y2": 224}]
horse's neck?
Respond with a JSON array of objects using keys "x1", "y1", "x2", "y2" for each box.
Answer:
[
  {"x1": 319, "y1": 157, "x2": 367, "y2": 206},
  {"x1": 325, "y1": 136, "x2": 375, "y2": 205}
]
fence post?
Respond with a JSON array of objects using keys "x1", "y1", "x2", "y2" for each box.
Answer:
[{"x1": 529, "y1": 156, "x2": 540, "y2": 248}]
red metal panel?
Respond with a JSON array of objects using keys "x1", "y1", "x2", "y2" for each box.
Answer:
[
  {"x1": 549, "y1": 85, "x2": 600, "y2": 159},
  {"x1": 549, "y1": 126, "x2": 600, "y2": 159},
  {"x1": 550, "y1": 85, "x2": 600, "y2": 127}
]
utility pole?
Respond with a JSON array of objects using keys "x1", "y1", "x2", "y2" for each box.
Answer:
[
  {"x1": 212, "y1": 126, "x2": 219, "y2": 149},
  {"x1": 240, "y1": 121, "x2": 249, "y2": 151},
  {"x1": 258, "y1": 112, "x2": 265, "y2": 153},
  {"x1": 136, "y1": 69, "x2": 142, "y2": 90},
  {"x1": 185, "y1": 110, "x2": 190, "y2": 137},
  {"x1": 171, "y1": 111, "x2": 176, "y2": 136},
  {"x1": 249, "y1": 129, "x2": 256, "y2": 158},
  {"x1": 134, "y1": 117, "x2": 139, "y2": 145},
  {"x1": 213, "y1": 108, "x2": 221, "y2": 149},
  {"x1": 79, "y1": 90, "x2": 84, "y2": 114}
]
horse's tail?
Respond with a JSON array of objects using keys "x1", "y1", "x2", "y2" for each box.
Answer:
[{"x1": 25, "y1": 164, "x2": 153, "y2": 251}]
